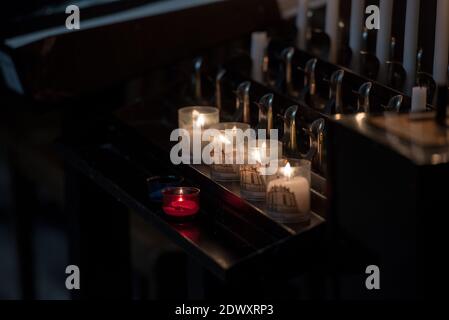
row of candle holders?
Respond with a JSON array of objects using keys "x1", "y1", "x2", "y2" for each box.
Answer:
[{"x1": 175, "y1": 105, "x2": 312, "y2": 225}]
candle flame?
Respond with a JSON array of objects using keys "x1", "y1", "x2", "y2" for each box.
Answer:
[
  {"x1": 282, "y1": 162, "x2": 293, "y2": 178},
  {"x1": 252, "y1": 149, "x2": 262, "y2": 164},
  {"x1": 193, "y1": 112, "x2": 205, "y2": 129}
]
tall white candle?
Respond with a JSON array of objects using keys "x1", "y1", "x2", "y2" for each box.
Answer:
[
  {"x1": 403, "y1": 0, "x2": 421, "y2": 94},
  {"x1": 296, "y1": 0, "x2": 309, "y2": 50},
  {"x1": 325, "y1": 0, "x2": 340, "y2": 63},
  {"x1": 376, "y1": 0, "x2": 394, "y2": 82},
  {"x1": 411, "y1": 86, "x2": 427, "y2": 112},
  {"x1": 349, "y1": 0, "x2": 365, "y2": 72},
  {"x1": 433, "y1": 0, "x2": 449, "y2": 85},
  {"x1": 251, "y1": 32, "x2": 269, "y2": 83}
]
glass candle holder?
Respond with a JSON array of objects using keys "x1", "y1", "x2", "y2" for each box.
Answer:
[
  {"x1": 178, "y1": 106, "x2": 220, "y2": 163},
  {"x1": 208, "y1": 122, "x2": 250, "y2": 181},
  {"x1": 239, "y1": 140, "x2": 283, "y2": 201},
  {"x1": 162, "y1": 187, "x2": 200, "y2": 219},
  {"x1": 266, "y1": 159, "x2": 311, "y2": 224},
  {"x1": 178, "y1": 106, "x2": 219, "y2": 130},
  {"x1": 147, "y1": 175, "x2": 184, "y2": 202}
]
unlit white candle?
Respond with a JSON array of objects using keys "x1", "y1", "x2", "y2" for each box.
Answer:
[
  {"x1": 403, "y1": 0, "x2": 421, "y2": 94},
  {"x1": 433, "y1": 0, "x2": 449, "y2": 85},
  {"x1": 376, "y1": 0, "x2": 394, "y2": 82},
  {"x1": 251, "y1": 32, "x2": 268, "y2": 83},
  {"x1": 325, "y1": 0, "x2": 340, "y2": 63},
  {"x1": 349, "y1": 0, "x2": 365, "y2": 71},
  {"x1": 296, "y1": 0, "x2": 309, "y2": 50},
  {"x1": 411, "y1": 86, "x2": 427, "y2": 112}
]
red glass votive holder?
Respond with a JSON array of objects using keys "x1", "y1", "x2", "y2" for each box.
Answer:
[{"x1": 162, "y1": 187, "x2": 200, "y2": 219}]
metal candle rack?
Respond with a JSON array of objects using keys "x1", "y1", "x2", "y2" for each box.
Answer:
[{"x1": 183, "y1": 35, "x2": 434, "y2": 177}]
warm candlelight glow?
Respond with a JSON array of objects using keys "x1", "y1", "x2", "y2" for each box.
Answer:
[
  {"x1": 252, "y1": 148, "x2": 262, "y2": 164},
  {"x1": 162, "y1": 187, "x2": 200, "y2": 219},
  {"x1": 218, "y1": 134, "x2": 231, "y2": 145},
  {"x1": 282, "y1": 162, "x2": 293, "y2": 179},
  {"x1": 192, "y1": 111, "x2": 205, "y2": 129},
  {"x1": 266, "y1": 159, "x2": 311, "y2": 224}
]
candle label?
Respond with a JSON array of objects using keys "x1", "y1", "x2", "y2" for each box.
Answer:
[
  {"x1": 240, "y1": 164, "x2": 266, "y2": 200},
  {"x1": 267, "y1": 185, "x2": 299, "y2": 214},
  {"x1": 266, "y1": 183, "x2": 310, "y2": 223},
  {"x1": 211, "y1": 163, "x2": 240, "y2": 181}
]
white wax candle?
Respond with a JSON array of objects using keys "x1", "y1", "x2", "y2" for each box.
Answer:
[
  {"x1": 433, "y1": 0, "x2": 449, "y2": 85},
  {"x1": 349, "y1": 0, "x2": 365, "y2": 71},
  {"x1": 296, "y1": 0, "x2": 309, "y2": 50},
  {"x1": 376, "y1": 0, "x2": 394, "y2": 82},
  {"x1": 267, "y1": 176, "x2": 310, "y2": 221},
  {"x1": 411, "y1": 86, "x2": 427, "y2": 112},
  {"x1": 403, "y1": 0, "x2": 421, "y2": 94},
  {"x1": 325, "y1": 0, "x2": 340, "y2": 63},
  {"x1": 251, "y1": 32, "x2": 269, "y2": 83}
]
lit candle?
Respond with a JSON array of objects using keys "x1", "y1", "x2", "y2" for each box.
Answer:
[
  {"x1": 240, "y1": 140, "x2": 283, "y2": 201},
  {"x1": 162, "y1": 187, "x2": 200, "y2": 219},
  {"x1": 411, "y1": 86, "x2": 427, "y2": 112},
  {"x1": 433, "y1": 0, "x2": 449, "y2": 85},
  {"x1": 178, "y1": 106, "x2": 219, "y2": 163},
  {"x1": 376, "y1": 0, "x2": 394, "y2": 82},
  {"x1": 296, "y1": 0, "x2": 309, "y2": 50},
  {"x1": 251, "y1": 32, "x2": 269, "y2": 83},
  {"x1": 325, "y1": 0, "x2": 340, "y2": 63},
  {"x1": 403, "y1": 0, "x2": 421, "y2": 94},
  {"x1": 266, "y1": 160, "x2": 311, "y2": 224},
  {"x1": 349, "y1": 0, "x2": 365, "y2": 71},
  {"x1": 208, "y1": 123, "x2": 250, "y2": 181},
  {"x1": 192, "y1": 110, "x2": 205, "y2": 129},
  {"x1": 178, "y1": 106, "x2": 219, "y2": 131}
]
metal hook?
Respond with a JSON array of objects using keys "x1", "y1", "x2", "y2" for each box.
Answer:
[
  {"x1": 256, "y1": 93, "x2": 274, "y2": 135},
  {"x1": 356, "y1": 82, "x2": 373, "y2": 113},
  {"x1": 303, "y1": 58, "x2": 318, "y2": 96},
  {"x1": 382, "y1": 95, "x2": 403, "y2": 112},
  {"x1": 193, "y1": 57, "x2": 203, "y2": 102},
  {"x1": 235, "y1": 81, "x2": 252, "y2": 124},
  {"x1": 281, "y1": 47, "x2": 297, "y2": 96},
  {"x1": 282, "y1": 105, "x2": 299, "y2": 154},
  {"x1": 306, "y1": 118, "x2": 325, "y2": 169},
  {"x1": 215, "y1": 68, "x2": 226, "y2": 111},
  {"x1": 329, "y1": 69, "x2": 345, "y2": 114}
]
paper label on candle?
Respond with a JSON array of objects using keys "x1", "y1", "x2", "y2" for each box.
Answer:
[
  {"x1": 240, "y1": 164, "x2": 267, "y2": 200},
  {"x1": 267, "y1": 176, "x2": 311, "y2": 223}
]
